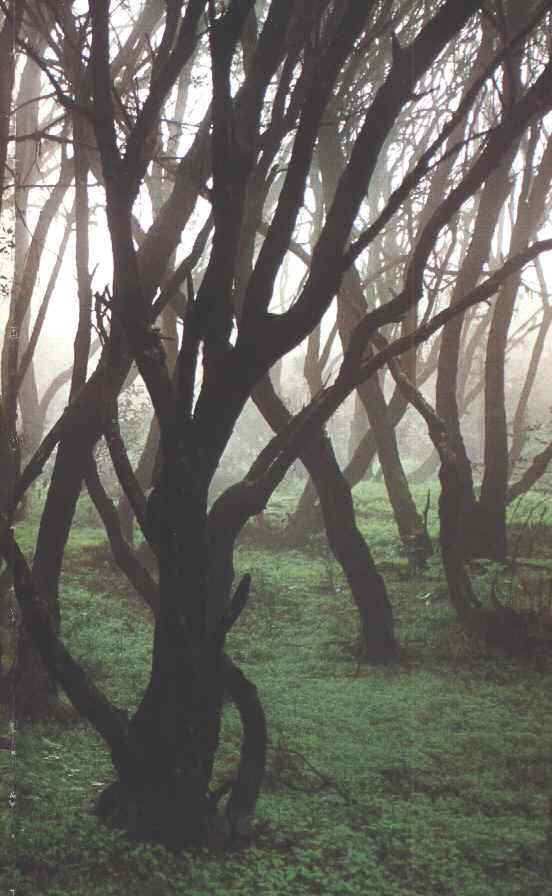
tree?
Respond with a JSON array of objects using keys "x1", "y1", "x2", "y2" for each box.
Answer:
[
  {"x1": 435, "y1": 1, "x2": 552, "y2": 561},
  {"x1": 3, "y1": 0, "x2": 552, "y2": 848}
]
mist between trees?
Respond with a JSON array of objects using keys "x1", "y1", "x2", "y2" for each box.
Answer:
[{"x1": 1, "y1": 0, "x2": 552, "y2": 852}]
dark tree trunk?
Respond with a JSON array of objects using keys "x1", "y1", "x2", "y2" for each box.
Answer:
[
  {"x1": 254, "y1": 376, "x2": 397, "y2": 662},
  {"x1": 96, "y1": 460, "x2": 266, "y2": 845},
  {"x1": 438, "y1": 454, "x2": 481, "y2": 624},
  {"x1": 96, "y1": 645, "x2": 267, "y2": 845},
  {"x1": 384, "y1": 346, "x2": 549, "y2": 658},
  {"x1": 435, "y1": 141, "x2": 520, "y2": 558},
  {"x1": 318, "y1": 113, "x2": 432, "y2": 568},
  {"x1": 118, "y1": 304, "x2": 177, "y2": 543},
  {"x1": 304, "y1": 431, "x2": 398, "y2": 661},
  {"x1": 118, "y1": 410, "x2": 159, "y2": 544},
  {"x1": 354, "y1": 350, "x2": 432, "y2": 567},
  {"x1": 284, "y1": 476, "x2": 323, "y2": 539}
]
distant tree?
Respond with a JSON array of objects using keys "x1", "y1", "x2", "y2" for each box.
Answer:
[{"x1": 435, "y1": 1, "x2": 552, "y2": 561}]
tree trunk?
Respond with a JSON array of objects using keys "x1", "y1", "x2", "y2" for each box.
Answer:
[
  {"x1": 0, "y1": 42, "x2": 64, "y2": 714},
  {"x1": 348, "y1": 391, "x2": 369, "y2": 469},
  {"x1": 118, "y1": 303, "x2": 178, "y2": 543},
  {"x1": 96, "y1": 459, "x2": 266, "y2": 845},
  {"x1": 254, "y1": 376, "x2": 397, "y2": 662},
  {"x1": 304, "y1": 430, "x2": 398, "y2": 661},
  {"x1": 435, "y1": 28, "x2": 522, "y2": 559},
  {"x1": 436, "y1": 160, "x2": 519, "y2": 556},
  {"x1": 409, "y1": 448, "x2": 439, "y2": 483},
  {"x1": 0, "y1": 2, "x2": 22, "y2": 213},
  {"x1": 96, "y1": 644, "x2": 266, "y2": 845},
  {"x1": 383, "y1": 344, "x2": 549, "y2": 658},
  {"x1": 118, "y1": 411, "x2": 159, "y2": 544},
  {"x1": 477, "y1": 133, "x2": 552, "y2": 557},
  {"x1": 318, "y1": 110, "x2": 432, "y2": 567},
  {"x1": 286, "y1": 387, "x2": 409, "y2": 535},
  {"x1": 354, "y1": 346, "x2": 432, "y2": 567}
]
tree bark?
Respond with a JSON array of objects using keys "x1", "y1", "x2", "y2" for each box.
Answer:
[
  {"x1": 84, "y1": 455, "x2": 159, "y2": 616},
  {"x1": 118, "y1": 302, "x2": 178, "y2": 544},
  {"x1": 0, "y1": 42, "x2": 74, "y2": 714},
  {"x1": 348, "y1": 391, "x2": 369, "y2": 470},
  {"x1": 95, "y1": 465, "x2": 262, "y2": 846},
  {"x1": 254, "y1": 375, "x2": 397, "y2": 662},
  {"x1": 379, "y1": 340, "x2": 546, "y2": 657},
  {"x1": 317, "y1": 114, "x2": 432, "y2": 566},
  {"x1": 433, "y1": 19, "x2": 523, "y2": 559},
  {"x1": 478, "y1": 129, "x2": 552, "y2": 558},
  {"x1": 435, "y1": 139, "x2": 522, "y2": 558}
]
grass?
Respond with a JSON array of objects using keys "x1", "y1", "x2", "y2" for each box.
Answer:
[{"x1": 1, "y1": 480, "x2": 551, "y2": 895}]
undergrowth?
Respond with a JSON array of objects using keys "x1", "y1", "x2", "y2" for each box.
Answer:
[{"x1": 1, "y1": 480, "x2": 551, "y2": 895}]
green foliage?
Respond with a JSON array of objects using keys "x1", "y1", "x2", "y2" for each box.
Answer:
[
  {"x1": 2, "y1": 481, "x2": 552, "y2": 895},
  {"x1": 507, "y1": 494, "x2": 552, "y2": 559}
]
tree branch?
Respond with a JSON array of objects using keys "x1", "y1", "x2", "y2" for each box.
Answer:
[
  {"x1": 84, "y1": 455, "x2": 159, "y2": 616},
  {"x1": 0, "y1": 521, "x2": 137, "y2": 765}
]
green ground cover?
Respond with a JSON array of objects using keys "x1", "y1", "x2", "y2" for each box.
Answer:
[{"x1": 1, "y1": 481, "x2": 551, "y2": 895}]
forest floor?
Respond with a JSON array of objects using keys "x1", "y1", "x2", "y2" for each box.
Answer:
[{"x1": 1, "y1": 480, "x2": 551, "y2": 895}]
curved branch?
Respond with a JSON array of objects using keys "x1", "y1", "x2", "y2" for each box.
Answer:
[
  {"x1": 84, "y1": 456, "x2": 159, "y2": 616},
  {"x1": 223, "y1": 652, "x2": 267, "y2": 836},
  {"x1": 211, "y1": 239, "x2": 552, "y2": 548},
  {"x1": 0, "y1": 521, "x2": 135, "y2": 766},
  {"x1": 506, "y1": 441, "x2": 552, "y2": 504},
  {"x1": 104, "y1": 412, "x2": 150, "y2": 541}
]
